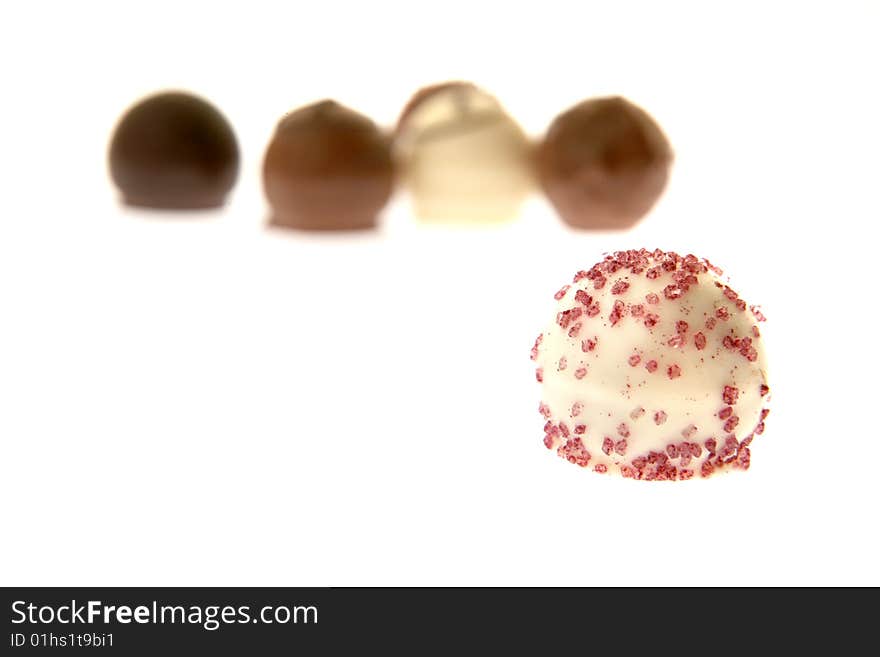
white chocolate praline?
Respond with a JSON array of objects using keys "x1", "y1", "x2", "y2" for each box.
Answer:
[
  {"x1": 532, "y1": 249, "x2": 770, "y2": 480},
  {"x1": 394, "y1": 83, "x2": 534, "y2": 222}
]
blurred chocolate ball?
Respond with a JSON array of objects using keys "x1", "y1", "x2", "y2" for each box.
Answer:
[
  {"x1": 394, "y1": 81, "x2": 533, "y2": 222},
  {"x1": 109, "y1": 91, "x2": 239, "y2": 209},
  {"x1": 537, "y1": 96, "x2": 672, "y2": 229},
  {"x1": 263, "y1": 100, "x2": 394, "y2": 231}
]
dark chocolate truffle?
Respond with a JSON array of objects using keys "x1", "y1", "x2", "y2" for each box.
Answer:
[
  {"x1": 263, "y1": 100, "x2": 394, "y2": 231},
  {"x1": 537, "y1": 96, "x2": 672, "y2": 229},
  {"x1": 109, "y1": 91, "x2": 239, "y2": 209}
]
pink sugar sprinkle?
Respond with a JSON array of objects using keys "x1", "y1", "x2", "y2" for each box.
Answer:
[
  {"x1": 530, "y1": 334, "x2": 543, "y2": 361},
  {"x1": 667, "y1": 335, "x2": 685, "y2": 348},
  {"x1": 664, "y1": 285, "x2": 682, "y2": 300},
  {"x1": 558, "y1": 437, "x2": 591, "y2": 467},
  {"x1": 575, "y1": 290, "x2": 592, "y2": 306},
  {"x1": 723, "y1": 385, "x2": 739, "y2": 405},
  {"x1": 609, "y1": 300, "x2": 626, "y2": 326}
]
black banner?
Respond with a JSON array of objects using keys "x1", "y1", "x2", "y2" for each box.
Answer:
[{"x1": 0, "y1": 587, "x2": 869, "y2": 652}]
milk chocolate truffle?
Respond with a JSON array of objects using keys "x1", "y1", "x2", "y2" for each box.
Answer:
[
  {"x1": 537, "y1": 97, "x2": 672, "y2": 229},
  {"x1": 532, "y1": 249, "x2": 770, "y2": 480},
  {"x1": 393, "y1": 82, "x2": 533, "y2": 222},
  {"x1": 263, "y1": 100, "x2": 394, "y2": 231},
  {"x1": 109, "y1": 92, "x2": 239, "y2": 209}
]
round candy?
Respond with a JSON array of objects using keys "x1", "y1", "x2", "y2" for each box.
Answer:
[
  {"x1": 263, "y1": 100, "x2": 394, "y2": 231},
  {"x1": 537, "y1": 96, "x2": 672, "y2": 229},
  {"x1": 393, "y1": 82, "x2": 533, "y2": 222},
  {"x1": 109, "y1": 91, "x2": 239, "y2": 209},
  {"x1": 531, "y1": 249, "x2": 770, "y2": 480}
]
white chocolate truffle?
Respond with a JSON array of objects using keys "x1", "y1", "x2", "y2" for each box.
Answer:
[
  {"x1": 394, "y1": 82, "x2": 534, "y2": 222},
  {"x1": 531, "y1": 249, "x2": 770, "y2": 480}
]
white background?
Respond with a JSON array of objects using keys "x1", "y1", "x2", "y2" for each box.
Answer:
[{"x1": 1, "y1": 1, "x2": 878, "y2": 585}]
